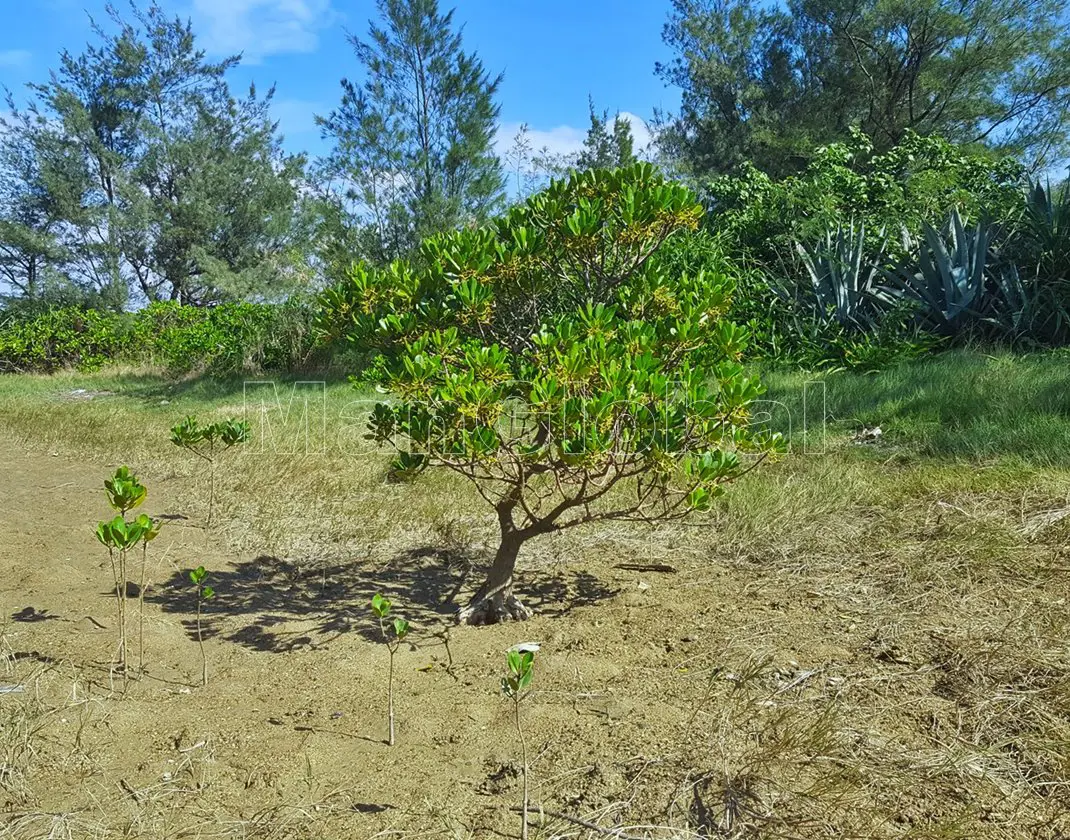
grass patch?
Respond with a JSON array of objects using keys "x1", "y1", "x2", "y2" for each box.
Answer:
[{"x1": 763, "y1": 349, "x2": 1070, "y2": 466}]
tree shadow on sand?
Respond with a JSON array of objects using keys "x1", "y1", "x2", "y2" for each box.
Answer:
[{"x1": 148, "y1": 546, "x2": 618, "y2": 653}]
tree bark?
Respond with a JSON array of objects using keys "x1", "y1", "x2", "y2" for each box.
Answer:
[{"x1": 457, "y1": 502, "x2": 532, "y2": 625}]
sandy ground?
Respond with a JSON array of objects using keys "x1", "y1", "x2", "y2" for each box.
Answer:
[{"x1": 1, "y1": 429, "x2": 1068, "y2": 839}]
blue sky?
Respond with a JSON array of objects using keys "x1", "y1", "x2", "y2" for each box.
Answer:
[{"x1": 0, "y1": 0, "x2": 681, "y2": 160}]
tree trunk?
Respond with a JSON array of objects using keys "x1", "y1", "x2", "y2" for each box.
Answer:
[
  {"x1": 26, "y1": 256, "x2": 37, "y2": 299},
  {"x1": 458, "y1": 503, "x2": 532, "y2": 625}
]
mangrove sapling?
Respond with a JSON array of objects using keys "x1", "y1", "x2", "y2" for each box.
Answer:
[
  {"x1": 94, "y1": 467, "x2": 153, "y2": 678},
  {"x1": 501, "y1": 643, "x2": 537, "y2": 840},
  {"x1": 135, "y1": 514, "x2": 163, "y2": 673},
  {"x1": 95, "y1": 517, "x2": 138, "y2": 678},
  {"x1": 370, "y1": 594, "x2": 410, "y2": 746},
  {"x1": 169, "y1": 416, "x2": 249, "y2": 528},
  {"x1": 323, "y1": 165, "x2": 782, "y2": 624},
  {"x1": 189, "y1": 566, "x2": 215, "y2": 687}
]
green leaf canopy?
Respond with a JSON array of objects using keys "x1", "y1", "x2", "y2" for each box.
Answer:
[{"x1": 321, "y1": 164, "x2": 781, "y2": 531}]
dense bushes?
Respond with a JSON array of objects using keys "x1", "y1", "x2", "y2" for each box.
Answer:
[
  {"x1": 706, "y1": 132, "x2": 1024, "y2": 267},
  {"x1": 0, "y1": 301, "x2": 326, "y2": 374},
  {"x1": 5, "y1": 134, "x2": 1069, "y2": 378},
  {"x1": 130, "y1": 301, "x2": 326, "y2": 374},
  {"x1": 652, "y1": 223, "x2": 941, "y2": 371},
  {"x1": 0, "y1": 307, "x2": 132, "y2": 372},
  {"x1": 701, "y1": 131, "x2": 1070, "y2": 367}
]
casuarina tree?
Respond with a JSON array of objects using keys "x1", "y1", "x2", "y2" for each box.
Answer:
[
  {"x1": 318, "y1": 0, "x2": 505, "y2": 264},
  {"x1": 657, "y1": 0, "x2": 1070, "y2": 175},
  {"x1": 3, "y1": 2, "x2": 308, "y2": 305},
  {"x1": 319, "y1": 163, "x2": 781, "y2": 624}
]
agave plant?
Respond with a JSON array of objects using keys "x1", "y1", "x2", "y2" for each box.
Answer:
[
  {"x1": 987, "y1": 262, "x2": 1070, "y2": 344},
  {"x1": 794, "y1": 222, "x2": 885, "y2": 330},
  {"x1": 1008, "y1": 180, "x2": 1070, "y2": 343},
  {"x1": 1025, "y1": 180, "x2": 1070, "y2": 282},
  {"x1": 878, "y1": 209, "x2": 992, "y2": 335}
]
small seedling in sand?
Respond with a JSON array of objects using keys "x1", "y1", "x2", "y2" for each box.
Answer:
[
  {"x1": 134, "y1": 513, "x2": 162, "y2": 672},
  {"x1": 94, "y1": 467, "x2": 161, "y2": 679},
  {"x1": 502, "y1": 643, "x2": 538, "y2": 840},
  {"x1": 189, "y1": 566, "x2": 215, "y2": 686},
  {"x1": 371, "y1": 593, "x2": 409, "y2": 746},
  {"x1": 169, "y1": 416, "x2": 249, "y2": 528}
]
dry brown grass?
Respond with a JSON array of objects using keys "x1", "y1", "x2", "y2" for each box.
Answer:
[{"x1": 0, "y1": 363, "x2": 1068, "y2": 838}]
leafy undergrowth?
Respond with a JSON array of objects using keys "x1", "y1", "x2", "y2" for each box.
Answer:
[{"x1": 0, "y1": 354, "x2": 1068, "y2": 838}]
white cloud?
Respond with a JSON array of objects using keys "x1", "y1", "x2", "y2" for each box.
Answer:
[
  {"x1": 190, "y1": 0, "x2": 336, "y2": 62},
  {"x1": 494, "y1": 122, "x2": 586, "y2": 160},
  {"x1": 495, "y1": 112, "x2": 655, "y2": 163},
  {"x1": 0, "y1": 50, "x2": 31, "y2": 69}
]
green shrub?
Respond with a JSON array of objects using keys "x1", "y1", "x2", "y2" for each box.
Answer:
[
  {"x1": 132, "y1": 302, "x2": 276, "y2": 374},
  {"x1": 698, "y1": 133, "x2": 1038, "y2": 362},
  {"x1": 0, "y1": 300, "x2": 326, "y2": 375},
  {"x1": 321, "y1": 163, "x2": 783, "y2": 625},
  {"x1": 707, "y1": 131, "x2": 1024, "y2": 270},
  {"x1": 738, "y1": 278, "x2": 938, "y2": 371},
  {"x1": 649, "y1": 227, "x2": 737, "y2": 282},
  {"x1": 640, "y1": 225, "x2": 936, "y2": 371},
  {"x1": 0, "y1": 307, "x2": 132, "y2": 372}
]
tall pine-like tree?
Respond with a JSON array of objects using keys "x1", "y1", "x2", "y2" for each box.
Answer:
[
  {"x1": 319, "y1": 0, "x2": 505, "y2": 264},
  {"x1": 575, "y1": 97, "x2": 638, "y2": 171},
  {"x1": 0, "y1": 104, "x2": 89, "y2": 303},
  {"x1": 507, "y1": 99, "x2": 642, "y2": 194}
]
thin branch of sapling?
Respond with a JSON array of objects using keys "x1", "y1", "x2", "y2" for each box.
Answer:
[
  {"x1": 136, "y1": 515, "x2": 163, "y2": 674},
  {"x1": 502, "y1": 644, "x2": 538, "y2": 840},
  {"x1": 189, "y1": 566, "x2": 215, "y2": 687},
  {"x1": 370, "y1": 594, "x2": 409, "y2": 746},
  {"x1": 435, "y1": 625, "x2": 457, "y2": 679},
  {"x1": 139, "y1": 538, "x2": 147, "y2": 672},
  {"x1": 101, "y1": 540, "x2": 121, "y2": 666},
  {"x1": 169, "y1": 416, "x2": 249, "y2": 529}
]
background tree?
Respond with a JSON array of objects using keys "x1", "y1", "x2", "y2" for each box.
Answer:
[
  {"x1": 318, "y1": 164, "x2": 780, "y2": 624},
  {"x1": 528, "y1": 98, "x2": 642, "y2": 181},
  {"x1": 319, "y1": 0, "x2": 505, "y2": 265},
  {"x1": 574, "y1": 97, "x2": 639, "y2": 171},
  {"x1": 0, "y1": 107, "x2": 87, "y2": 304},
  {"x1": 126, "y1": 79, "x2": 309, "y2": 304},
  {"x1": 501, "y1": 124, "x2": 550, "y2": 203},
  {"x1": 657, "y1": 0, "x2": 1070, "y2": 177},
  {"x1": 1, "y1": 2, "x2": 308, "y2": 306}
]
